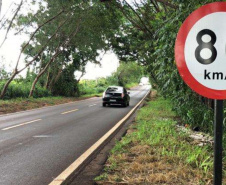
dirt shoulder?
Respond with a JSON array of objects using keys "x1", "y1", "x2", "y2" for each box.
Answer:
[
  {"x1": 0, "y1": 94, "x2": 101, "y2": 115},
  {"x1": 95, "y1": 96, "x2": 218, "y2": 185}
]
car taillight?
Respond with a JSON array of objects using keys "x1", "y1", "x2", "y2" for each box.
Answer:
[
  {"x1": 103, "y1": 92, "x2": 105, "y2": 98},
  {"x1": 121, "y1": 93, "x2": 124, "y2": 98}
]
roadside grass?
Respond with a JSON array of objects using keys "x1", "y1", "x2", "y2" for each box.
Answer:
[
  {"x1": 95, "y1": 97, "x2": 221, "y2": 185},
  {"x1": 0, "y1": 93, "x2": 102, "y2": 115},
  {"x1": 125, "y1": 83, "x2": 139, "y2": 89}
]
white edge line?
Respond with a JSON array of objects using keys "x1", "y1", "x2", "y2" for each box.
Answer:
[
  {"x1": 49, "y1": 90, "x2": 150, "y2": 185},
  {"x1": 0, "y1": 97, "x2": 100, "y2": 118},
  {"x1": 2, "y1": 119, "x2": 42, "y2": 131}
]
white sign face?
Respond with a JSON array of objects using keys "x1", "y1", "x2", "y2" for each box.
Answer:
[
  {"x1": 175, "y1": 2, "x2": 226, "y2": 99},
  {"x1": 185, "y1": 12, "x2": 226, "y2": 90}
]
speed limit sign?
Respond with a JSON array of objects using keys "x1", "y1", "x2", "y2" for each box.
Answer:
[
  {"x1": 175, "y1": 2, "x2": 226, "y2": 99},
  {"x1": 175, "y1": 3, "x2": 226, "y2": 185}
]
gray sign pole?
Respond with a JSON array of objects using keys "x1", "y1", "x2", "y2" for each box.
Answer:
[{"x1": 214, "y1": 100, "x2": 224, "y2": 185}]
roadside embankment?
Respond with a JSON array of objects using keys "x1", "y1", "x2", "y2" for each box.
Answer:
[
  {"x1": 95, "y1": 95, "x2": 224, "y2": 184},
  {"x1": 0, "y1": 94, "x2": 101, "y2": 115}
]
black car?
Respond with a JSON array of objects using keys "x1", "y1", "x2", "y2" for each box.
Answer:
[{"x1": 102, "y1": 86, "x2": 130, "y2": 107}]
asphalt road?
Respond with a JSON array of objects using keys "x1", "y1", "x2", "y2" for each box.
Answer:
[{"x1": 0, "y1": 85, "x2": 150, "y2": 185}]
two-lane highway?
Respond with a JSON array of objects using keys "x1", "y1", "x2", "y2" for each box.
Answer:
[{"x1": 0, "y1": 85, "x2": 150, "y2": 185}]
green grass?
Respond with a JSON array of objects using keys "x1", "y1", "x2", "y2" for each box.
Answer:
[
  {"x1": 134, "y1": 99, "x2": 212, "y2": 170},
  {"x1": 125, "y1": 82, "x2": 138, "y2": 89},
  {"x1": 0, "y1": 94, "x2": 102, "y2": 114},
  {"x1": 0, "y1": 80, "x2": 51, "y2": 99},
  {"x1": 95, "y1": 97, "x2": 218, "y2": 185}
]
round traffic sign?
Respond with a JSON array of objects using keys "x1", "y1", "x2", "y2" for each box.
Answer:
[{"x1": 175, "y1": 2, "x2": 226, "y2": 99}]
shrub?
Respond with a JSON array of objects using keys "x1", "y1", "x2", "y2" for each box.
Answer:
[{"x1": 0, "y1": 80, "x2": 51, "y2": 99}]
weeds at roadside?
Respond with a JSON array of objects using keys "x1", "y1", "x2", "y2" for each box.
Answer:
[
  {"x1": 95, "y1": 97, "x2": 220, "y2": 185},
  {"x1": 0, "y1": 94, "x2": 101, "y2": 115}
]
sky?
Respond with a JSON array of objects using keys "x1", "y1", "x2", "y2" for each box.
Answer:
[
  {"x1": 75, "y1": 52, "x2": 119, "y2": 80},
  {"x1": 0, "y1": 0, "x2": 120, "y2": 79}
]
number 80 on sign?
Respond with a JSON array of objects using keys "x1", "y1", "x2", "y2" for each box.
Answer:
[{"x1": 175, "y1": 2, "x2": 226, "y2": 99}]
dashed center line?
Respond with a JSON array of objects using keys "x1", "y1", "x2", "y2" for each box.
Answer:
[
  {"x1": 89, "y1": 104, "x2": 96, "y2": 107},
  {"x1": 2, "y1": 119, "x2": 42, "y2": 131},
  {"x1": 33, "y1": 135, "x2": 53, "y2": 138},
  {"x1": 61, "y1": 109, "x2": 78, "y2": 115}
]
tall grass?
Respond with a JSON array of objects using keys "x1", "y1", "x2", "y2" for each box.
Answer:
[
  {"x1": 0, "y1": 81, "x2": 51, "y2": 99},
  {"x1": 95, "y1": 97, "x2": 216, "y2": 184}
]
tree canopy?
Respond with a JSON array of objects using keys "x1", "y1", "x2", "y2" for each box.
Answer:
[{"x1": 0, "y1": 0, "x2": 219, "y2": 133}]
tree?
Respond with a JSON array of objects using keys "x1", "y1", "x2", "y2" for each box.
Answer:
[
  {"x1": 0, "y1": 5, "x2": 65, "y2": 99},
  {"x1": 103, "y1": 0, "x2": 216, "y2": 132},
  {"x1": 0, "y1": 0, "x2": 2, "y2": 17},
  {"x1": 114, "y1": 62, "x2": 145, "y2": 87},
  {"x1": 28, "y1": 18, "x2": 82, "y2": 97},
  {"x1": 15, "y1": 0, "x2": 123, "y2": 97},
  {"x1": 0, "y1": 0, "x2": 24, "y2": 48},
  {"x1": 0, "y1": 63, "x2": 10, "y2": 80}
]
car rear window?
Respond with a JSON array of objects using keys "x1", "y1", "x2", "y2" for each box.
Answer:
[{"x1": 106, "y1": 87, "x2": 122, "y2": 93}]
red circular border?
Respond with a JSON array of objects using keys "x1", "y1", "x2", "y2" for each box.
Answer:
[{"x1": 175, "y1": 2, "x2": 226, "y2": 100}]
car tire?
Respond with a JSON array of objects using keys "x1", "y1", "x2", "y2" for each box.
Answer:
[
  {"x1": 127, "y1": 102, "x2": 130, "y2": 106},
  {"x1": 103, "y1": 103, "x2": 106, "y2": 107},
  {"x1": 122, "y1": 103, "x2": 127, "y2": 107}
]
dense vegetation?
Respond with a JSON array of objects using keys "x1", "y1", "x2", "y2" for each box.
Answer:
[
  {"x1": 0, "y1": 61, "x2": 145, "y2": 99},
  {"x1": 0, "y1": 0, "x2": 223, "y2": 134},
  {"x1": 96, "y1": 96, "x2": 215, "y2": 184},
  {"x1": 101, "y1": 0, "x2": 217, "y2": 134}
]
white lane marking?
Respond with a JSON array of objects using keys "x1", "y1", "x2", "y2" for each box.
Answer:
[
  {"x1": 61, "y1": 109, "x2": 78, "y2": 115},
  {"x1": 89, "y1": 104, "x2": 96, "y2": 107},
  {"x1": 2, "y1": 119, "x2": 42, "y2": 131},
  {"x1": 33, "y1": 135, "x2": 53, "y2": 138}
]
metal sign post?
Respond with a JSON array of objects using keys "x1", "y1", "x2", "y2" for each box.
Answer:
[{"x1": 214, "y1": 100, "x2": 224, "y2": 185}]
